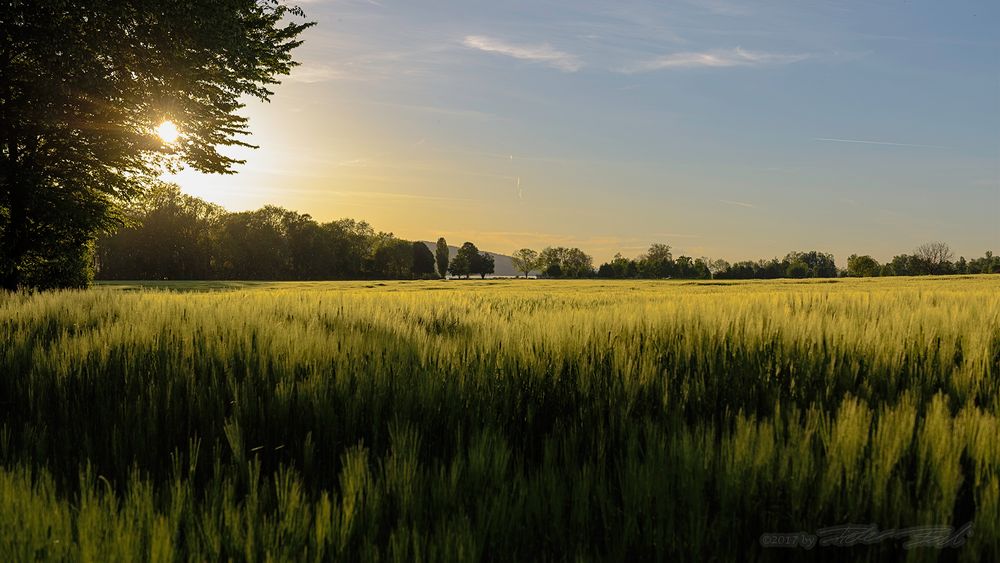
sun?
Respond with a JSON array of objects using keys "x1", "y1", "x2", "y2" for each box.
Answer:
[{"x1": 156, "y1": 120, "x2": 179, "y2": 143}]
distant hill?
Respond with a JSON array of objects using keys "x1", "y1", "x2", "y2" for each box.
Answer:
[{"x1": 421, "y1": 242, "x2": 536, "y2": 277}]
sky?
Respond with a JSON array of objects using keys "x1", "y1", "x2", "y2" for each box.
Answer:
[{"x1": 166, "y1": 0, "x2": 999, "y2": 264}]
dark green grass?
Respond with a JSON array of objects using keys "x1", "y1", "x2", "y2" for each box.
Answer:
[{"x1": 2, "y1": 278, "x2": 999, "y2": 561}]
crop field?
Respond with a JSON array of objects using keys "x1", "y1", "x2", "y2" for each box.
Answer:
[{"x1": 1, "y1": 277, "x2": 999, "y2": 561}]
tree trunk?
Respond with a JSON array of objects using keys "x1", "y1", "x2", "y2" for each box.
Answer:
[
  {"x1": 0, "y1": 46, "x2": 20, "y2": 292},
  {"x1": 1, "y1": 187, "x2": 26, "y2": 292}
]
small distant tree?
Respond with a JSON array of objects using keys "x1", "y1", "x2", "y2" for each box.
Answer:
[
  {"x1": 989, "y1": 251, "x2": 1000, "y2": 273},
  {"x1": 638, "y1": 243, "x2": 673, "y2": 278},
  {"x1": 784, "y1": 250, "x2": 837, "y2": 278},
  {"x1": 448, "y1": 254, "x2": 470, "y2": 278},
  {"x1": 707, "y1": 259, "x2": 730, "y2": 279},
  {"x1": 846, "y1": 254, "x2": 881, "y2": 277},
  {"x1": 476, "y1": 252, "x2": 495, "y2": 279},
  {"x1": 601, "y1": 253, "x2": 638, "y2": 279},
  {"x1": 562, "y1": 248, "x2": 594, "y2": 278},
  {"x1": 372, "y1": 238, "x2": 413, "y2": 279},
  {"x1": 969, "y1": 250, "x2": 1000, "y2": 274},
  {"x1": 412, "y1": 242, "x2": 436, "y2": 277},
  {"x1": 914, "y1": 241, "x2": 953, "y2": 265},
  {"x1": 511, "y1": 248, "x2": 539, "y2": 278},
  {"x1": 671, "y1": 256, "x2": 710, "y2": 279},
  {"x1": 544, "y1": 263, "x2": 562, "y2": 278},
  {"x1": 435, "y1": 237, "x2": 450, "y2": 279},
  {"x1": 449, "y1": 242, "x2": 479, "y2": 279},
  {"x1": 538, "y1": 246, "x2": 592, "y2": 278},
  {"x1": 888, "y1": 254, "x2": 921, "y2": 276},
  {"x1": 691, "y1": 258, "x2": 712, "y2": 279},
  {"x1": 914, "y1": 242, "x2": 954, "y2": 274},
  {"x1": 786, "y1": 261, "x2": 810, "y2": 278},
  {"x1": 955, "y1": 256, "x2": 968, "y2": 275},
  {"x1": 674, "y1": 256, "x2": 695, "y2": 278},
  {"x1": 538, "y1": 247, "x2": 565, "y2": 275},
  {"x1": 624, "y1": 259, "x2": 639, "y2": 278}
]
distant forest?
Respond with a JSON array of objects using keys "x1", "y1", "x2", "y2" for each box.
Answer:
[{"x1": 95, "y1": 183, "x2": 1000, "y2": 282}]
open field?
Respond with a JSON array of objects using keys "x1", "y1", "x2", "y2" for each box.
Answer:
[{"x1": 2, "y1": 277, "x2": 999, "y2": 561}]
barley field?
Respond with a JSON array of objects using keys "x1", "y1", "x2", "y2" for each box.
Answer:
[{"x1": 1, "y1": 277, "x2": 998, "y2": 561}]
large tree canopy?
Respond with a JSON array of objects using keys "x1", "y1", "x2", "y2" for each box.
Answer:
[{"x1": 0, "y1": 0, "x2": 312, "y2": 290}]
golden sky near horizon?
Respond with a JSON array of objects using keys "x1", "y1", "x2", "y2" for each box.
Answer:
[{"x1": 166, "y1": 1, "x2": 999, "y2": 263}]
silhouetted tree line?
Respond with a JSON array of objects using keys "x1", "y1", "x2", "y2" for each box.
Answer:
[
  {"x1": 96, "y1": 184, "x2": 444, "y2": 280},
  {"x1": 446, "y1": 242, "x2": 495, "y2": 279},
  {"x1": 710, "y1": 250, "x2": 839, "y2": 280},
  {"x1": 596, "y1": 243, "x2": 714, "y2": 279},
  {"x1": 593, "y1": 243, "x2": 998, "y2": 280},
  {"x1": 506, "y1": 246, "x2": 594, "y2": 278},
  {"x1": 845, "y1": 242, "x2": 1000, "y2": 277},
  {"x1": 94, "y1": 184, "x2": 997, "y2": 282}
]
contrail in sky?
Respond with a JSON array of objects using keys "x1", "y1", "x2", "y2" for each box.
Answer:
[
  {"x1": 814, "y1": 137, "x2": 950, "y2": 149},
  {"x1": 719, "y1": 199, "x2": 756, "y2": 209}
]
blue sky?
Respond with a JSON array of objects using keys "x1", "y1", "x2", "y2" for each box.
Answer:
[{"x1": 170, "y1": 0, "x2": 999, "y2": 263}]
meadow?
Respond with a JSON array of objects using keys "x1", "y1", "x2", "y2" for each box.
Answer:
[{"x1": 1, "y1": 276, "x2": 998, "y2": 561}]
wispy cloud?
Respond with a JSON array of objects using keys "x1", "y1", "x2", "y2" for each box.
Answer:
[
  {"x1": 462, "y1": 35, "x2": 583, "y2": 72},
  {"x1": 625, "y1": 47, "x2": 808, "y2": 72},
  {"x1": 719, "y1": 199, "x2": 756, "y2": 209},
  {"x1": 813, "y1": 137, "x2": 951, "y2": 149}
]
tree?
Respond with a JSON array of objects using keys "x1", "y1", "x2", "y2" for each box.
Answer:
[
  {"x1": 96, "y1": 182, "x2": 223, "y2": 280},
  {"x1": 597, "y1": 253, "x2": 636, "y2": 279},
  {"x1": 690, "y1": 258, "x2": 712, "y2": 279},
  {"x1": 786, "y1": 261, "x2": 810, "y2": 279},
  {"x1": 538, "y1": 247, "x2": 565, "y2": 275},
  {"x1": 98, "y1": 190, "x2": 444, "y2": 281},
  {"x1": 955, "y1": 256, "x2": 968, "y2": 275},
  {"x1": 217, "y1": 207, "x2": 293, "y2": 280},
  {"x1": 638, "y1": 243, "x2": 673, "y2": 278},
  {"x1": 1, "y1": 1, "x2": 312, "y2": 290},
  {"x1": 435, "y1": 237, "x2": 449, "y2": 279},
  {"x1": 412, "y1": 242, "x2": 436, "y2": 277},
  {"x1": 715, "y1": 260, "x2": 755, "y2": 280},
  {"x1": 371, "y1": 237, "x2": 413, "y2": 279},
  {"x1": 322, "y1": 219, "x2": 376, "y2": 279},
  {"x1": 370, "y1": 237, "x2": 413, "y2": 279},
  {"x1": 846, "y1": 254, "x2": 881, "y2": 277},
  {"x1": 562, "y1": 248, "x2": 594, "y2": 278},
  {"x1": 707, "y1": 259, "x2": 730, "y2": 279},
  {"x1": 539, "y1": 246, "x2": 593, "y2": 278},
  {"x1": 673, "y1": 256, "x2": 710, "y2": 279},
  {"x1": 510, "y1": 248, "x2": 539, "y2": 278},
  {"x1": 887, "y1": 254, "x2": 918, "y2": 276},
  {"x1": 914, "y1": 242, "x2": 954, "y2": 275},
  {"x1": 284, "y1": 213, "x2": 327, "y2": 280},
  {"x1": 784, "y1": 251, "x2": 837, "y2": 278},
  {"x1": 969, "y1": 250, "x2": 1000, "y2": 274},
  {"x1": 476, "y1": 252, "x2": 495, "y2": 279},
  {"x1": 449, "y1": 242, "x2": 479, "y2": 279}
]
